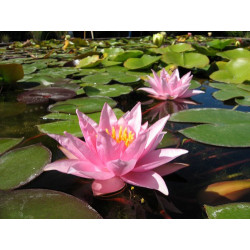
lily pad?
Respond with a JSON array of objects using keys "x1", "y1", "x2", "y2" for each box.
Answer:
[
  {"x1": 210, "y1": 82, "x2": 250, "y2": 106},
  {"x1": 84, "y1": 84, "x2": 133, "y2": 97},
  {"x1": 17, "y1": 88, "x2": 77, "y2": 104},
  {"x1": 207, "y1": 39, "x2": 234, "y2": 50},
  {"x1": 22, "y1": 64, "x2": 37, "y2": 75},
  {"x1": 161, "y1": 52, "x2": 209, "y2": 69},
  {"x1": 0, "y1": 189, "x2": 102, "y2": 219},
  {"x1": 0, "y1": 144, "x2": 51, "y2": 190},
  {"x1": 216, "y1": 48, "x2": 250, "y2": 60},
  {"x1": 124, "y1": 55, "x2": 161, "y2": 70},
  {"x1": 169, "y1": 108, "x2": 250, "y2": 147},
  {"x1": 0, "y1": 137, "x2": 24, "y2": 155},
  {"x1": 38, "y1": 108, "x2": 124, "y2": 136},
  {"x1": 76, "y1": 55, "x2": 102, "y2": 68},
  {"x1": 112, "y1": 50, "x2": 144, "y2": 62},
  {"x1": 48, "y1": 96, "x2": 117, "y2": 114},
  {"x1": 210, "y1": 58, "x2": 250, "y2": 84},
  {"x1": 205, "y1": 203, "x2": 250, "y2": 219},
  {"x1": 0, "y1": 63, "x2": 24, "y2": 83},
  {"x1": 149, "y1": 43, "x2": 194, "y2": 54}
]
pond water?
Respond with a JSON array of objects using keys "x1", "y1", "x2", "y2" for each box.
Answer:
[{"x1": 0, "y1": 36, "x2": 250, "y2": 218}]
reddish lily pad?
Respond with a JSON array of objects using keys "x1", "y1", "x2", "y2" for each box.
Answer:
[{"x1": 17, "y1": 88, "x2": 77, "y2": 104}]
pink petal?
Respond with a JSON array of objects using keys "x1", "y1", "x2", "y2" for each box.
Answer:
[
  {"x1": 122, "y1": 102, "x2": 142, "y2": 136},
  {"x1": 96, "y1": 131, "x2": 125, "y2": 162},
  {"x1": 99, "y1": 103, "x2": 117, "y2": 131},
  {"x1": 121, "y1": 132, "x2": 148, "y2": 161},
  {"x1": 121, "y1": 171, "x2": 169, "y2": 195},
  {"x1": 152, "y1": 70, "x2": 163, "y2": 93},
  {"x1": 178, "y1": 89, "x2": 204, "y2": 98},
  {"x1": 134, "y1": 148, "x2": 188, "y2": 172},
  {"x1": 180, "y1": 71, "x2": 192, "y2": 84},
  {"x1": 64, "y1": 132, "x2": 104, "y2": 168},
  {"x1": 58, "y1": 146, "x2": 78, "y2": 159},
  {"x1": 92, "y1": 177, "x2": 125, "y2": 196},
  {"x1": 48, "y1": 133, "x2": 86, "y2": 160},
  {"x1": 138, "y1": 87, "x2": 159, "y2": 97},
  {"x1": 154, "y1": 162, "x2": 189, "y2": 176},
  {"x1": 106, "y1": 159, "x2": 137, "y2": 176},
  {"x1": 140, "y1": 115, "x2": 170, "y2": 158},
  {"x1": 76, "y1": 109, "x2": 98, "y2": 151},
  {"x1": 44, "y1": 159, "x2": 90, "y2": 179}
]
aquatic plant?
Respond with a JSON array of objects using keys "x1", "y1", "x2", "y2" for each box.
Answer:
[
  {"x1": 139, "y1": 68, "x2": 204, "y2": 100},
  {"x1": 44, "y1": 102, "x2": 188, "y2": 196}
]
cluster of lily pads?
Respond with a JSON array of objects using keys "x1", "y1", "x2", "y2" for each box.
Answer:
[{"x1": 0, "y1": 34, "x2": 249, "y2": 219}]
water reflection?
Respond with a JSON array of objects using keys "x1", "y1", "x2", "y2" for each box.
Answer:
[{"x1": 142, "y1": 98, "x2": 198, "y2": 121}]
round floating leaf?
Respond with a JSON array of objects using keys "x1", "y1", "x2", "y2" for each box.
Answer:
[
  {"x1": 38, "y1": 108, "x2": 124, "y2": 136},
  {"x1": 210, "y1": 82, "x2": 250, "y2": 106},
  {"x1": 217, "y1": 48, "x2": 250, "y2": 60},
  {"x1": 101, "y1": 59, "x2": 122, "y2": 67},
  {"x1": 76, "y1": 55, "x2": 102, "y2": 68},
  {"x1": 205, "y1": 203, "x2": 250, "y2": 219},
  {"x1": 207, "y1": 39, "x2": 234, "y2": 50},
  {"x1": 157, "y1": 131, "x2": 180, "y2": 148},
  {"x1": 22, "y1": 64, "x2": 37, "y2": 75},
  {"x1": 189, "y1": 80, "x2": 201, "y2": 89},
  {"x1": 170, "y1": 108, "x2": 250, "y2": 147},
  {"x1": 191, "y1": 44, "x2": 218, "y2": 56},
  {"x1": 48, "y1": 96, "x2": 117, "y2": 114},
  {"x1": 161, "y1": 52, "x2": 209, "y2": 69},
  {"x1": 0, "y1": 144, "x2": 51, "y2": 190},
  {"x1": 82, "y1": 73, "x2": 112, "y2": 84},
  {"x1": 17, "y1": 88, "x2": 77, "y2": 104},
  {"x1": 149, "y1": 43, "x2": 194, "y2": 54},
  {"x1": 84, "y1": 84, "x2": 132, "y2": 97},
  {"x1": 101, "y1": 48, "x2": 124, "y2": 60},
  {"x1": 210, "y1": 58, "x2": 250, "y2": 84},
  {"x1": 112, "y1": 50, "x2": 144, "y2": 62},
  {"x1": 0, "y1": 189, "x2": 102, "y2": 219},
  {"x1": 0, "y1": 137, "x2": 24, "y2": 155},
  {"x1": 0, "y1": 63, "x2": 24, "y2": 83},
  {"x1": 124, "y1": 55, "x2": 161, "y2": 70}
]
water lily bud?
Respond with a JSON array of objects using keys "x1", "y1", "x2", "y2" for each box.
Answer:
[
  {"x1": 208, "y1": 32, "x2": 212, "y2": 37},
  {"x1": 188, "y1": 32, "x2": 192, "y2": 37},
  {"x1": 160, "y1": 32, "x2": 167, "y2": 37},
  {"x1": 65, "y1": 35, "x2": 71, "y2": 40},
  {"x1": 153, "y1": 33, "x2": 164, "y2": 47},
  {"x1": 235, "y1": 40, "x2": 241, "y2": 46}
]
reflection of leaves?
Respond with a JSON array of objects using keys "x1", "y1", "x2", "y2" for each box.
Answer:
[{"x1": 198, "y1": 179, "x2": 250, "y2": 205}]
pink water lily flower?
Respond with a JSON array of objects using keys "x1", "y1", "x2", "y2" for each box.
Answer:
[
  {"x1": 44, "y1": 102, "x2": 188, "y2": 196},
  {"x1": 138, "y1": 68, "x2": 204, "y2": 100}
]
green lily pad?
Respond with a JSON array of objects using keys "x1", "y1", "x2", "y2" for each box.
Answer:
[
  {"x1": 38, "y1": 108, "x2": 124, "y2": 136},
  {"x1": 207, "y1": 39, "x2": 234, "y2": 50},
  {"x1": 190, "y1": 80, "x2": 201, "y2": 89},
  {"x1": 205, "y1": 203, "x2": 250, "y2": 219},
  {"x1": 210, "y1": 58, "x2": 250, "y2": 84},
  {"x1": 101, "y1": 59, "x2": 122, "y2": 67},
  {"x1": 124, "y1": 55, "x2": 161, "y2": 70},
  {"x1": 76, "y1": 55, "x2": 102, "y2": 68},
  {"x1": 84, "y1": 84, "x2": 133, "y2": 97},
  {"x1": 191, "y1": 44, "x2": 218, "y2": 56},
  {"x1": 169, "y1": 108, "x2": 250, "y2": 147},
  {"x1": 0, "y1": 189, "x2": 102, "y2": 219},
  {"x1": 81, "y1": 71, "x2": 140, "y2": 84},
  {"x1": 161, "y1": 52, "x2": 209, "y2": 69},
  {"x1": 112, "y1": 50, "x2": 144, "y2": 62},
  {"x1": 22, "y1": 64, "x2": 37, "y2": 75},
  {"x1": 217, "y1": 48, "x2": 250, "y2": 60},
  {"x1": 0, "y1": 137, "x2": 24, "y2": 155},
  {"x1": 149, "y1": 43, "x2": 194, "y2": 54},
  {"x1": 0, "y1": 63, "x2": 24, "y2": 83},
  {"x1": 0, "y1": 144, "x2": 51, "y2": 190},
  {"x1": 102, "y1": 48, "x2": 124, "y2": 60},
  {"x1": 48, "y1": 96, "x2": 117, "y2": 114},
  {"x1": 210, "y1": 82, "x2": 250, "y2": 106}
]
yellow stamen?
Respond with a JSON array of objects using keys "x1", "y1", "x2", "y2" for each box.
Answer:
[{"x1": 106, "y1": 126, "x2": 135, "y2": 147}]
